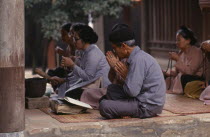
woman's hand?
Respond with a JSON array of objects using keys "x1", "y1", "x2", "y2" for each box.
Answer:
[
  {"x1": 69, "y1": 56, "x2": 77, "y2": 62},
  {"x1": 106, "y1": 51, "x2": 119, "y2": 68},
  {"x1": 169, "y1": 52, "x2": 179, "y2": 61},
  {"x1": 164, "y1": 69, "x2": 177, "y2": 77},
  {"x1": 61, "y1": 56, "x2": 75, "y2": 67},
  {"x1": 55, "y1": 47, "x2": 65, "y2": 56},
  {"x1": 49, "y1": 76, "x2": 65, "y2": 86},
  {"x1": 201, "y1": 40, "x2": 210, "y2": 52},
  {"x1": 114, "y1": 61, "x2": 128, "y2": 80}
]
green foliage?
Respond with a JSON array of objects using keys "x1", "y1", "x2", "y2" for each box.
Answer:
[
  {"x1": 75, "y1": 0, "x2": 130, "y2": 17},
  {"x1": 25, "y1": 0, "x2": 131, "y2": 40},
  {"x1": 40, "y1": 10, "x2": 69, "y2": 41}
]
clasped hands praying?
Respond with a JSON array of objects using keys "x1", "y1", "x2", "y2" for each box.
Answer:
[{"x1": 106, "y1": 51, "x2": 128, "y2": 80}]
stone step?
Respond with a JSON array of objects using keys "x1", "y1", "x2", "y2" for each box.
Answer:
[{"x1": 24, "y1": 109, "x2": 210, "y2": 137}]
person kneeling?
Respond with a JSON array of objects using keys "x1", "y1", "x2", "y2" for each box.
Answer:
[{"x1": 99, "y1": 24, "x2": 166, "y2": 119}]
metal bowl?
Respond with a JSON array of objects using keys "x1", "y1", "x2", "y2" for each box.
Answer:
[{"x1": 25, "y1": 78, "x2": 47, "y2": 98}]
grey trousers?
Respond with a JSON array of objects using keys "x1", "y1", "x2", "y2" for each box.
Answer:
[{"x1": 99, "y1": 84, "x2": 156, "y2": 119}]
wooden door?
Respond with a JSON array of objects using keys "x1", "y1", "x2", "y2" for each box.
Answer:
[{"x1": 143, "y1": 0, "x2": 203, "y2": 58}]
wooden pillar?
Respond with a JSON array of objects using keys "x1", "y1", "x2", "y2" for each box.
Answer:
[
  {"x1": 47, "y1": 39, "x2": 56, "y2": 69},
  {"x1": 94, "y1": 16, "x2": 105, "y2": 53},
  {"x1": 199, "y1": 0, "x2": 210, "y2": 41},
  {"x1": 0, "y1": 0, "x2": 25, "y2": 133},
  {"x1": 141, "y1": 0, "x2": 148, "y2": 51}
]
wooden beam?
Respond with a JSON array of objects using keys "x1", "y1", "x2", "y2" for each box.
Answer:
[{"x1": 199, "y1": 0, "x2": 210, "y2": 9}]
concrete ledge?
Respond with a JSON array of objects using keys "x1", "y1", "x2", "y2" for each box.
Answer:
[
  {"x1": 0, "y1": 132, "x2": 24, "y2": 137},
  {"x1": 24, "y1": 109, "x2": 210, "y2": 137}
]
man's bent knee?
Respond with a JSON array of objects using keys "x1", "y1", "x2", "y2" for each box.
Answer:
[{"x1": 99, "y1": 100, "x2": 114, "y2": 119}]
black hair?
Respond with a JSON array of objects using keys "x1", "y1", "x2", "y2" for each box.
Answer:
[
  {"x1": 177, "y1": 25, "x2": 197, "y2": 45},
  {"x1": 70, "y1": 23, "x2": 85, "y2": 31},
  {"x1": 109, "y1": 23, "x2": 135, "y2": 47},
  {"x1": 111, "y1": 23, "x2": 129, "y2": 31},
  {"x1": 61, "y1": 23, "x2": 72, "y2": 32},
  {"x1": 71, "y1": 23, "x2": 98, "y2": 44}
]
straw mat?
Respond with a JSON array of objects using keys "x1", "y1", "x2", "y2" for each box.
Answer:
[
  {"x1": 40, "y1": 108, "x2": 104, "y2": 123},
  {"x1": 40, "y1": 94, "x2": 210, "y2": 123},
  {"x1": 163, "y1": 94, "x2": 210, "y2": 114}
]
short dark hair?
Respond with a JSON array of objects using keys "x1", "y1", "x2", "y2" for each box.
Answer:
[
  {"x1": 109, "y1": 23, "x2": 135, "y2": 47},
  {"x1": 111, "y1": 23, "x2": 129, "y2": 31},
  {"x1": 177, "y1": 25, "x2": 197, "y2": 45},
  {"x1": 114, "y1": 40, "x2": 136, "y2": 47},
  {"x1": 71, "y1": 23, "x2": 98, "y2": 44},
  {"x1": 61, "y1": 23, "x2": 72, "y2": 32}
]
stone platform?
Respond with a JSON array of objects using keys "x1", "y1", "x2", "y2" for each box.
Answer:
[
  {"x1": 25, "y1": 96, "x2": 50, "y2": 109},
  {"x1": 23, "y1": 69, "x2": 210, "y2": 137},
  {"x1": 24, "y1": 108, "x2": 210, "y2": 137}
]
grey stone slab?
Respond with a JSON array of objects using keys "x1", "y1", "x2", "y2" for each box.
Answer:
[
  {"x1": 0, "y1": 132, "x2": 24, "y2": 137},
  {"x1": 26, "y1": 96, "x2": 50, "y2": 109},
  {"x1": 24, "y1": 108, "x2": 210, "y2": 137}
]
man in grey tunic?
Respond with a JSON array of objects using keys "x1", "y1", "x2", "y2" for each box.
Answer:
[{"x1": 99, "y1": 24, "x2": 166, "y2": 119}]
